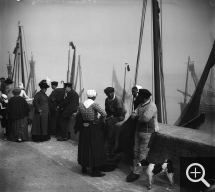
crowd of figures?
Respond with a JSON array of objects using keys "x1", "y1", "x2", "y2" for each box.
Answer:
[{"x1": 0, "y1": 77, "x2": 159, "y2": 180}]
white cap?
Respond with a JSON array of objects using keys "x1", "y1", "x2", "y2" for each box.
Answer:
[
  {"x1": 135, "y1": 85, "x2": 142, "y2": 92},
  {"x1": 86, "y1": 89, "x2": 97, "y2": 97}
]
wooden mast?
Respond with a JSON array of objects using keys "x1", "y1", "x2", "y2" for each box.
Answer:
[
  {"x1": 184, "y1": 57, "x2": 190, "y2": 104},
  {"x1": 152, "y1": 0, "x2": 162, "y2": 122}
]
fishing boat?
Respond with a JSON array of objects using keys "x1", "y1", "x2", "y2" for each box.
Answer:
[
  {"x1": 175, "y1": 41, "x2": 215, "y2": 128},
  {"x1": 178, "y1": 57, "x2": 215, "y2": 118}
]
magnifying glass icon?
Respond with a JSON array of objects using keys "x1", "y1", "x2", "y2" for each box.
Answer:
[{"x1": 186, "y1": 163, "x2": 210, "y2": 188}]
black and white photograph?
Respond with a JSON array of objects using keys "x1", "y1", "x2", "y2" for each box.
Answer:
[{"x1": 0, "y1": 0, "x2": 215, "y2": 191}]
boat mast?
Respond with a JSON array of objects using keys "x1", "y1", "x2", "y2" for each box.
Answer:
[
  {"x1": 152, "y1": 0, "x2": 163, "y2": 122},
  {"x1": 70, "y1": 42, "x2": 76, "y2": 85},
  {"x1": 67, "y1": 42, "x2": 70, "y2": 82},
  {"x1": 19, "y1": 26, "x2": 25, "y2": 86},
  {"x1": 78, "y1": 55, "x2": 82, "y2": 102},
  {"x1": 184, "y1": 57, "x2": 190, "y2": 104},
  {"x1": 7, "y1": 52, "x2": 13, "y2": 79}
]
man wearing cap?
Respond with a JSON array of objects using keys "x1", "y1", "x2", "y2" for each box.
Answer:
[
  {"x1": 48, "y1": 81, "x2": 65, "y2": 135},
  {"x1": 131, "y1": 85, "x2": 142, "y2": 110},
  {"x1": 126, "y1": 88, "x2": 159, "y2": 182},
  {"x1": 104, "y1": 87, "x2": 127, "y2": 159},
  {"x1": 57, "y1": 83, "x2": 79, "y2": 141}
]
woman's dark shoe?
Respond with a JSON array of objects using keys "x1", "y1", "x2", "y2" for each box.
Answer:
[
  {"x1": 82, "y1": 167, "x2": 88, "y2": 174},
  {"x1": 91, "y1": 171, "x2": 106, "y2": 177}
]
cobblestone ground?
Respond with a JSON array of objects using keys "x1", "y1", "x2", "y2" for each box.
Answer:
[{"x1": 0, "y1": 131, "x2": 183, "y2": 192}]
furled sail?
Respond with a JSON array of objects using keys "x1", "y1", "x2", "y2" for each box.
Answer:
[{"x1": 12, "y1": 24, "x2": 37, "y2": 98}]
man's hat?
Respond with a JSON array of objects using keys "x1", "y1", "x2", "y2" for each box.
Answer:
[
  {"x1": 139, "y1": 89, "x2": 151, "y2": 98},
  {"x1": 51, "y1": 81, "x2": 58, "y2": 86},
  {"x1": 64, "y1": 83, "x2": 73, "y2": 88},
  {"x1": 4, "y1": 78, "x2": 14, "y2": 84},
  {"x1": 38, "y1": 80, "x2": 50, "y2": 88},
  {"x1": 104, "y1": 87, "x2": 114, "y2": 94}
]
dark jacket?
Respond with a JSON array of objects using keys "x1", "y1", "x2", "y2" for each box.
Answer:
[
  {"x1": 49, "y1": 88, "x2": 65, "y2": 112},
  {"x1": 58, "y1": 89, "x2": 79, "y2": 118},
  {"x1": 6, "y1": 96, "x2": 29, "y2": 120},
  {"x1": 105, "y1": 95, "x2": 126, "y2": 118}
]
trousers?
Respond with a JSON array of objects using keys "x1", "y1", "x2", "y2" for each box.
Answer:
[{"x1": 133, "y1": 130, "x2": 152, "y2": 175}]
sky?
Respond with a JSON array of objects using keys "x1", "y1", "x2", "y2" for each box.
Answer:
[{"x1": 0, "y1": 0, "x2": 214, "y2": 125}]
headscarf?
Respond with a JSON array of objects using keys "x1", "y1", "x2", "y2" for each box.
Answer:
[
  {"x1": 84, "y1": 89, "x2": 97, "y2": 108},
  {"x1": 86, "y1": 89, "x2": 97, "y2": 98}
]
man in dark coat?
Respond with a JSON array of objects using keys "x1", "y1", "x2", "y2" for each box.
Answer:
[
  {"x1": 57, "y1": 83, "x2": 79, "y2": 141},
  {"x1": 48, "y1": 81, "x2": 65, "y2": 135},
  {"x1": 104, "y1": 87, "x2": 127, "y2": 159},
  {"x1": 132, "y1": 85, "x2": 142, "y2": 110}
]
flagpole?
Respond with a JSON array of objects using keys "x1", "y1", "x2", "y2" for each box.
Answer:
[{"x1": 122, "y1": 63, "x2": 128, "y2": 102}]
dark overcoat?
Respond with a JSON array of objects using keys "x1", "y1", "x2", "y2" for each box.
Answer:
[
  {"x1": 49, "y1": 88, "x2": 65, "y2": 111},
  {"x1": 31, "y1": 90, "x2": 50, "y2": 135},
  {"x1": 58, "y1": 89, "x2": 79, "y2": 118}
]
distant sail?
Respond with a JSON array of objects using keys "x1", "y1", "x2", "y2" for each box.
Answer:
[{"x1": 112, "y1": 67, "x2": 131, "y2": 100}]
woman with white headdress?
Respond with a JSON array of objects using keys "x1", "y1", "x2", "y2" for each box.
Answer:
[{"x1": 75, "y1": 89, "x2": 107, "y2": 177}]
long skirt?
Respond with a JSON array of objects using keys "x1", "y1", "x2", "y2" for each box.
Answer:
[
  {"x1": 78, "y1": 122, "x2": 107, "y2": 168},
  {"x1": 7, "y1": 116, "x2": 28, "y2": 141}
]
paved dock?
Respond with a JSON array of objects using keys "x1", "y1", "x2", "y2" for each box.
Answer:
[{"x1": 0, "y1": 131, "x2": 186, "y2": 192}]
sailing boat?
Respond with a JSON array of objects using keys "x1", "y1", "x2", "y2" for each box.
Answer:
[
  {"x1": 74, "y1": 55, "x2": 85, "y2": 102},
  {"x1": 177, "y1": 55, "x2": 215, "y2": 129},
  {"x1": 66, "y1": 41, "x2": 85, "y2": 101},
  {"x1": 175, "y1": 41, "x2": 215, "y2": 128},
  {"x1": 12, "y1": 23, "x2": 37, "y2": 98}
]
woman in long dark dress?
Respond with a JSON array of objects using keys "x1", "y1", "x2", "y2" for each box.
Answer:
[
  {"x1": 31, "y1": 80, "x2": 51, "y2": 142},
  {"x1": 6, "y1": 88, "x2": 30, "y2": 142},
  {"x1": 77, "y1": 89, "x2": 107, "y2": 177}
]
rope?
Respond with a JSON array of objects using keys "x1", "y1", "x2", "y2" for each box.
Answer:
[{"x1": 134, "y1": 0, "x2": 148, "y2": 86}]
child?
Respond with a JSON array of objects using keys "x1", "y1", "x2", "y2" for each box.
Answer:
[{"x1": 0, "y1": 94, "x2": 8, "y2": 140}]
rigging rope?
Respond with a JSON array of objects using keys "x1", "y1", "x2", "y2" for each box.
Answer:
[
  {"x1": 159, "y1": 0, "x2": 168, "y2": 123},
  {"x1": 134, "y1": 0, "x2": 148, "y2": 86}
]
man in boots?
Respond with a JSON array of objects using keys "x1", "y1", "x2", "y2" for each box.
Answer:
[{"x1": 126, "y1": 89, "x2": 159, "y2": 182}]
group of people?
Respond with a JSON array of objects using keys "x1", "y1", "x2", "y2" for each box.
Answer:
[{"x1": 0, "y1": 76, "x2": 159, "y2": 180}]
